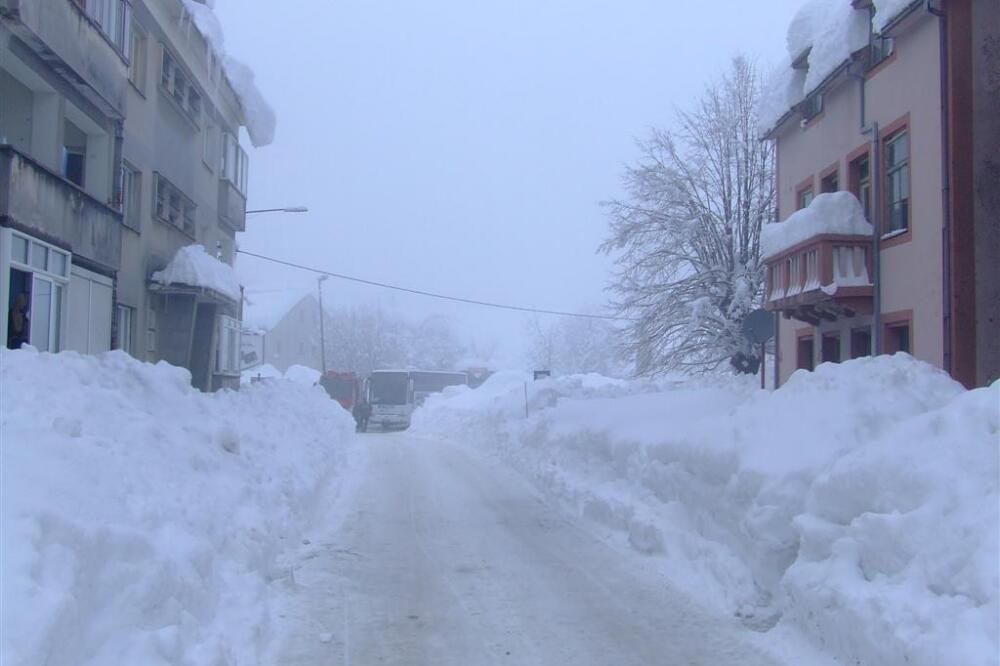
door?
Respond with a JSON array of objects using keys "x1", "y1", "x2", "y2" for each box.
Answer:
[{"x1": 66, "y1": 266, "x2": 113, "y2": 354}]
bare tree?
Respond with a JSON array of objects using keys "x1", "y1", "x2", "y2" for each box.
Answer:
[
  {"x1": 525, "y1": 314, "x2": 626, "y2": 377},
  {"x1": 601, "y1": 56, "x2": 774, "y2": 375}
]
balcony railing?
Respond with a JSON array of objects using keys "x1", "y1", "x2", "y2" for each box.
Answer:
[
  {"x1": 0, "y1": 145, "x2": 122, "y2": 272},
  {"x1": 765, "y1": 234, "x2": 873, "y2": 325}
]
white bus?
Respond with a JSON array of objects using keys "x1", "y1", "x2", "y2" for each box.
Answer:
[{"x1": 362, "y1": 370, "x2": 468, "y2": 431}]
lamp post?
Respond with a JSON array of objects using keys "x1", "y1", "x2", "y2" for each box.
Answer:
[
  {"x1": 317, "y1": 275, "x2": 329, "y2": 373},
  {"x1": 245, "y1": 206, "x2": 309, "y2": 215}
]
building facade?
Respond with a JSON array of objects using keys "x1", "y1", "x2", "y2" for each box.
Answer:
[
  {"x1": 1, "y1": 0, "x2": 263, "y2": 391},
  {"x1": 763, "y1": 0, "x2": 998, "y2": 389},
  {"x1": 241, "y1": 291, "x2": 323, "y2": 374}
]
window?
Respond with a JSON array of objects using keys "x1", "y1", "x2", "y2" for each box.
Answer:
[
  {"x1": 799, "y1": 93, "x2": 823, "y2": 122},
  {"x1": 884, "y1": 130, "x2": 909, "y2": 234},
  {"x1": 154, "y1": 174, "x2": 196, "y2": 236},
  {"x1": 203, "y1": 124, "x2": 218, "y2": 171},
  {"x1": 216, "y1": 315, "x2": 241, "y2": 376},
  {"x1": 797, "y1": 335, "x2": 814, "y2": 371},
  {"x1": 872, "y1": 35, "x2": 894, "y2": 64},
  {"x1": 221, "y1": 132, "x2": 249, "y2": 196},
  {"x1": 116, "y1": 304, "x2": 134, "y2": 354},
  {"x1": 850, "y1": 153, "x2": 872, "y2": 220},
  {"x1": 83, "y1": 0, "x2": 130, "y2": 53},
  {"x1": 122, "y1": 163, "x2": 141, "y2": 231},
  {"x1": 5, "y1": 231, "x2": 70, "y2": 352},
  {"x1": 160, "y1": 47, "x2": 202, "y2": 125},
  {"x1": 797, "y1": 186, "x2": 814, "y2": 210},
  {"x1": 63, "y1": 120, "x2": 88, "y2": 188},
  {"x1": 821, "y1": 333, "x2": 841, "y2": 364},
  {"x1": 821, "y1": 170, "x2": 839, "y2": 194},
  {"x1": 851, "y1": 327, "x2": 872, "y2": 359},
  {"x1": 886, "y1": 324, "x2": 911, "y2": 354},
  {"x1": 129, "y1": 21, "x2": 147, "y2": 92}
]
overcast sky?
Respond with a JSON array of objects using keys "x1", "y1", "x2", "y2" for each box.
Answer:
[{"x1": 216, "y1": 0, "x2": 801, "y2": 366}]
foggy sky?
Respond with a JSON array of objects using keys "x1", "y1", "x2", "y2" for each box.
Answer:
[{"x1": 216, "y1": 0, "x2": 802, "y2": 367}]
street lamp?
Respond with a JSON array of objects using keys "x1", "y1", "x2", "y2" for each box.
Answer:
[
  {"x1": 245, "y1": 206, "x2": 309, "y2": 214},
  {"x1": 317, "y1": 275, "x2": 329, "y2": 373}
]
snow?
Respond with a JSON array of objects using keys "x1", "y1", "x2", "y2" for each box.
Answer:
[
  {"x1": 242, "y1": 290, "x2": 313, "y2": 333},
  {"x1": 150, "y1": 244, "x2": 242, "y2": 303},
  {"x1": 180, "y1": 0, "x2": 276, "y2": 147},
  {"x1": 284, "y1": 364, "x2": 321, "y2": 385},
  {"x1": 761, "y1": 192, "x2": 873, "y2": 259},
  {"x1": 411, "y1": 356, "x2": 999, "y2": 666},
  {"x1": 759, "y1": 0, "x2": 917, "y2": 135},
  {"x1": 240, "y1": 362, "x2": 282, "y2": 384},
  {"x1": 1, "y1": 347, "x2": 358, "y2": 665}
]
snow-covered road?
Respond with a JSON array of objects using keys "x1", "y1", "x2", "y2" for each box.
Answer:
[{"x1": 272, "y1": 432, "x2": 800, "y2": 665}]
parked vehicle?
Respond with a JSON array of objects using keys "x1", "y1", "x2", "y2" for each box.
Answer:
[
  {"x1": 319, "y1": 371, "x2": 360, "y2": 411},
  {"x1": 411, "y1": 370, "x2": 468, "y2": 406},
  {"x1": 365, "y1": 370, "x2": 415, "y2": 430}
]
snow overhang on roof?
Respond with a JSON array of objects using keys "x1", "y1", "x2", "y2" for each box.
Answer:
[
  {"x1": 758, "y1": 0, "x2": 926, "y2": 139},
  {"x1": 179, "y1": 0, "x2": 276, "y2": 147},
  {"x1": 150, "y1": 245, "x2": 243, "y2": 304}
]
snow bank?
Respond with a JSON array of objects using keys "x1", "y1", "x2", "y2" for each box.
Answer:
[
  {"x1": 761, "y1": 192, "x2": 872, "y2": 259},
  {"x1": 240, "y1": 362, "x2": 282, "y2": 384},
  {"x1": 1, "y1": 348, "x2": 358, "y2": 666},
  {"x1": 412, "y1": 356, "x2": 999, "y2": 666},
  {"x1": 284, "y1": 364, "x2": 321, "y2": 385},
  {"x1": 151, "y1": 244, "x2": 242, "y2": 303},
  {"x1": 180, "y1": 0, "x2": 276, "y2": 147}
]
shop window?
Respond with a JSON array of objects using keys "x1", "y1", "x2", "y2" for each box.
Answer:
[
  {"x1": 5, "y1": 232, "x2": 70, "y2": 352},
  {"x1": 797, "y1": 335, "x2": 814, "y2": 371},
  {"x1": 851, "y1": 327, "x2": 872, "y2": 359},
  {"x1": 821, "y1": 332, "x2": 841, "y2": 364}
]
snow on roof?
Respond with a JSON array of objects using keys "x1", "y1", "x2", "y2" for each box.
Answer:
[
  {"x1": 761, "y1": 192, "x2": 873, "y2": 259},
  {"x1": 242, "y1": 289, "x2": 314, "y2": 332},
  {"x1": 180, "y1": 0, "x2": 276, "y2": 147},
  {"x1": 151, "y1": 244, "x2": 243, "y2": 302},
  {"x1": 759, "y1": 0, "x2": 919, "y2": 136}
]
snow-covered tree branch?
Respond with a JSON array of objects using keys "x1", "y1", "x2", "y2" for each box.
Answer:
[{"x1": 601, "y1": 56, "x2": 775, "y2": 375}]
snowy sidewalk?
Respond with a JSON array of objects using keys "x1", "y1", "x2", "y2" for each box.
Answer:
[{"x1": 269, "y1": 432, "x2": 819, "y2": 666}]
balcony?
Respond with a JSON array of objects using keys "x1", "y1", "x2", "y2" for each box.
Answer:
[
  {"x1": 0, "y1": 0, "x2": 127, "y2": 118},
  {"x1": 764, "y1": 234, "x2": 873, "y2": 325},
  {"x1": 0, "y1": 145, "x2": 122, "y2": 272},
  {"x1": 218, "y1": 178, "x2": 247, "y2": 232}
]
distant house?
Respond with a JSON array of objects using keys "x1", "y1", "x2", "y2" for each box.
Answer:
[
  {"x1": 760, "y1": 0, "x2": 998, "y2": 388},
  {"x1": 241, "y1": 291, "x2": 321, "y2": 374}
]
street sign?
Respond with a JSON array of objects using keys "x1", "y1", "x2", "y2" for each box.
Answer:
[{"x1": 741, "y1": 309, "x2": 775, "y2": 344}]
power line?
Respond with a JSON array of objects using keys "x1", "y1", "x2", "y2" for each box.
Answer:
[{"x1": 236, "y1": 249, "x2": 633, "y2": 322}]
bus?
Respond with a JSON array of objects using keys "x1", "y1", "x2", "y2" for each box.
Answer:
[
  {"x1": 411, "y1": 371, "x2": 468, "y2": 406},
  {"x1": 365, "y1": 370, "x2": 414, "y2": 431}
]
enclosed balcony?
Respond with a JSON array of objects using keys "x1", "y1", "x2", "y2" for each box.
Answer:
[
  {"x1": 0, "y1": 145, "x2": 122, "y2": 272},
  {"x1": 761, "y1": 192, "x2": 874, "y2": 325}
]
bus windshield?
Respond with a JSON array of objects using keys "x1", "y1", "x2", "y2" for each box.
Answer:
[{"x1": 368, "y1": 372, "x2": 409, "y2": 405}]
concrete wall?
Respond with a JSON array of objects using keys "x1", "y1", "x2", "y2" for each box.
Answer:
[
  {"x1": 775, "y1": 10, "x2": 946, "y2": 384},
  {"x1": 972, "y1": 0, "x2": 1000, "y2": 385}
]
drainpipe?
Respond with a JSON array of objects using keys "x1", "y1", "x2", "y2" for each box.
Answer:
[
  {"x1": 928, "y1": 0, "x2": 950, "y2": 373},
  {"x1": 854, "y1": 60, "x2": 882, "y2": 354}
]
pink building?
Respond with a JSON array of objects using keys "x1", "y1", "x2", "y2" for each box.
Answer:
[{"x1": 761, "y1": 0, "x2": 998, "y2": 389}]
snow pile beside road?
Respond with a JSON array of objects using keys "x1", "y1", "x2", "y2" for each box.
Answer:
[
  {"x1": 412, "y1": 356, "x2": 999, "y2": 666},
  {"x1": 1, "y1": 348, "x2": 357, "y2": 666}
]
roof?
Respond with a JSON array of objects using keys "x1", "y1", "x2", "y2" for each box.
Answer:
[
  {"x1": 150, "y1": 245, "x2": 242, "y2": 303},
  {"x1": 242, "y1": 290, "x2": 314, "y2": 332}
]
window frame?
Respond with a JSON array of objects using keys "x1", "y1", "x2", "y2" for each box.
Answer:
[
  {"x1": 116, "y1": 303, "x2": 135, "y2": 355},
  {"x1": 2, "y1": 229, "x2": 71, "y2": 353},
  {"x1": 796, "y1": 331, "x2": 815, "y2": 372},
  {"x1": 160, "y1": 45, "x2": 203, "y2": 127},
  {"x1": 216, "y1": 315, "x2": 242, "y2": 376},
  {"x1": 128, "y1": 18, "x2": 147, "y2": 94},
  {"x1": 153, "y1": 173, "x2": 197, "y2": 238},
  {"x1": 848, "y1": 144, "x2": 873, "y2": 222},
  {"x1": 882, "y1": 309, "x2": 914, "y2": 356},
  {"x1": 121, "y1": 161, "x2": 142, "y2": 231},
  {"x1": 883, "y1": 127, "x2": 910, "y2": 236},
  {"x1": 221, "y1": 132, "x2": 249, "y2": 196}
]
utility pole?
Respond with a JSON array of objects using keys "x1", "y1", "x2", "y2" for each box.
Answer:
[{"x1": 317, "y1": 275, "x2": 329, "y2": 373}]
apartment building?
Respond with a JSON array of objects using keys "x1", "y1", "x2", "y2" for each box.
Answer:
[
  {"x1": 762, "y1": 0, "x2": 998, "y2": 389},
  {"x1": 1, "y1": 0, "x2": 267, "y2": 391},
  {"x1": 0, "y1": 0, "x2": 128, "y2": 357}
]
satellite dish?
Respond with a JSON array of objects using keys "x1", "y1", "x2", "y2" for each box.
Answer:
[{"x1": 741, "y1": 309, "x2": 775, "y2": 344}]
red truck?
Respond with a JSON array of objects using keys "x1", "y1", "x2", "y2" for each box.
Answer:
[{"x1": 319, "y1": 371, "x2": 360, "y2": 411}]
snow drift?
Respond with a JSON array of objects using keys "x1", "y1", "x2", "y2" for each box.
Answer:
[
  {"x1": 412, "y1": 357, "x2": 999, "y2": 666},
  {"x1": 0, "y1": 348, "x2": 358, "y2": 666}
]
